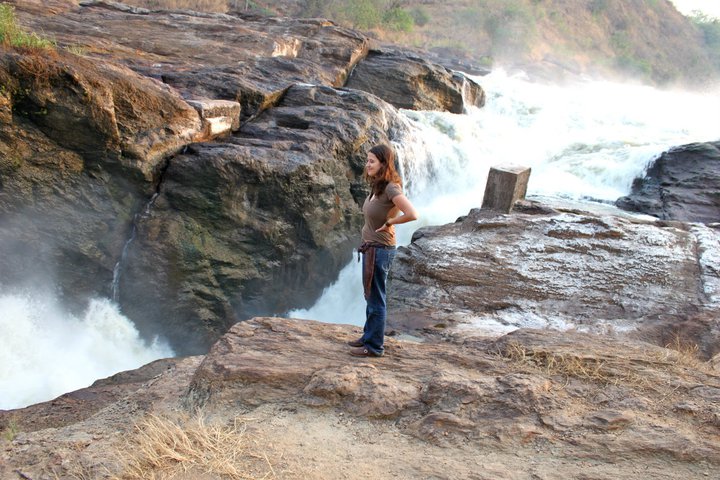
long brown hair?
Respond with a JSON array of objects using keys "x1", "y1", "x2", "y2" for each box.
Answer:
[{"x1": 365, "y1": 144, "x2": 402, "y2": 196}]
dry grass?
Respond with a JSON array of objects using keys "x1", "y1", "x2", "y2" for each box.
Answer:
[
  {"x1": 112, "y1": 412, "x2": 275, "y2": 480},
  {"x1": 1, "y1": 418, "x2": 19, "y2": 442},
  {"x1": 663, "y1": 333, "x2": 703, "y2": 368},
  {"x1": 501, "y1": 341, "x2": 611, "y2": 383},
  {"x1": 499, "y1": 338, "x2": 718, "y2": 398},
  {"x1": 497, "y1": 340, "x2": 675, "y2": 393}
]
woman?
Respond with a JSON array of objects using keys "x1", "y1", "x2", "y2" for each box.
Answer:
[{"x1": 349, "y1": 144, "x2": 418, "y2": 357}]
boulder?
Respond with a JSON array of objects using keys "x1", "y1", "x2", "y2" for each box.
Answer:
[
  {"x1": 116, "y1": 84, "x2": 408, "y2": 353},
  {"x1": 184, "y1": 318, "x2": 720, "y2": 466},
  {"x1": 388, "y1": 203, "x2": 719, "y2": 337},
  {"x1": 186, "y1": 99, "x2": 242, "y2": 137},
  {"x1": 481, "y1": 164, "x2": 532, "y2": 212},
  {"x1": 346, "y1": 49, "x2": 486, "y2": 113},
  {"x1": 616, "y1": 141, "x2": 720, "y2": 223},
  {"x1": 0, "y1": 48, "x2": 201, "y2": 302}
]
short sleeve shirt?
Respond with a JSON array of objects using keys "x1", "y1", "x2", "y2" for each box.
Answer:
[{"x1": 361, "y1": 182, "x2": 402, "y2": 246}]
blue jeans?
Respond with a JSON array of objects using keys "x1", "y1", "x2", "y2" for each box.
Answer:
[{"x1": 361, "y1": 246, "x2": 396, "y2": 355}]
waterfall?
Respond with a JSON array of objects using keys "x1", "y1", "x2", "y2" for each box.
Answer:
[
  {"x1": 111, "y1": 193, "x2": 159, "y2": 302},
  {"x1": 288, "y1": 70, "x2": 720, "y2": 325},
  {"x1": 1, "y1": 193, "x2": 169, "y2": 411},
  {"x1": 0, "y1": 292, "x2": 173, "y2": 410}
]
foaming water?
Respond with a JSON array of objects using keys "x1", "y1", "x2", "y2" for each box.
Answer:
[
  {"x1": 0, "y1": 291, "x2": 173, "y2": 410},
  {"x1": 289, "y1": 71, "x2": 720, "y2": 325}
]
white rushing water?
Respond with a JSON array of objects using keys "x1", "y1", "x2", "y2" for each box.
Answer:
[
  {"x1": 3, "y1": 71, "x2": 718, "y2": 410},
  {"x1": 288, "y1": 70, "x2": 720, "y2": 325},
  {"x1": 0, "y1": 291, "x2": 173, "y2": 410}
]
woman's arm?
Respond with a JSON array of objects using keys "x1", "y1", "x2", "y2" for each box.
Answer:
[{"x1": 375, "y1": 194, "x2": 419, "y2": 232}]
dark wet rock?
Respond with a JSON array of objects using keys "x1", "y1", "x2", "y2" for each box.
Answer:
[
  {"x1": 616, "y1": 141, "x2": 720, "y2": 224},
  {"x1": 117, "y1": 85, "x2": 407, "y2": 353},
  {"x1": 346, "y1": 49, "x2": 486, "y2": 113},
  {"x1": 0, "y1": 48, "x2": 201, "y2": 302}
]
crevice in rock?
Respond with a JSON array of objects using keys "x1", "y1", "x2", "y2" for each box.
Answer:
[{"x1": 110, "y1": 148, "x2": 178, "y2": 303}]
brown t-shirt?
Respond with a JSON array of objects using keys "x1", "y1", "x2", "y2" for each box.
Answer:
[{"x1": 361, "y1": 182, "x2": 402, "y2": 246}]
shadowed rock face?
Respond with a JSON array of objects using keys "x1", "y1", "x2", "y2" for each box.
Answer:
[
  {"x1": 2, "y1": 2, "x2": 479, "y2": 351},
  {"x1": 616, "y1": 141, "x2": 720, "y2": 224},
  {"x1": 117, "y1": 85, "x2": 407, "y2": 353},
  {"x1": 0, "y1": 49, "x2": 201, "y2": 303},
  {"x1": 346, "y1": 49, "x2": 486, "y2": 113}
]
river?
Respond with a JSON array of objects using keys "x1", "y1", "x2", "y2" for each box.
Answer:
[{"x1": 2, "y1": 70, "x2": 718, "y2": 410}]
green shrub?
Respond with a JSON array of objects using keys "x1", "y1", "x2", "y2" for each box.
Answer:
[
  {"x1": 0, "y1": 3, "x2": 55, "y2": 49},
  {"x1": 410, "y1": 7, "x2": 430, "y2": 27},
  {"x1": 383, "y1": 7, "x2": 414, "y2": 32},
  {"x1": 346, "y1": 0, "x2": 382, "y2": 29},
  {"x1": 691, "y1": 12, "x2": 720, "y2": 69},
  {"x1": 1, "y1": 419, "x2": 18, "y2": 442},
  {"x1": 589, "y1": 0, "x2": 608, "y2": 15}
]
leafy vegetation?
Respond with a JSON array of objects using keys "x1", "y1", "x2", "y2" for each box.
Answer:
[
  {"x1": 302, "y1": 0, "x2": 418, "y2": 31},
  {"x1": 0, "y1": 3, "x2": 55, "y2": 50},
  {"x1": 691, "y1": 12, "x2": 720, "y2": 69}
]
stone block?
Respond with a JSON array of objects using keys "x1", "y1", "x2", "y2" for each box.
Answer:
[
  {"x1": 481, "y1": 165, "x2": 531, "y2": 213},
  {"x1": 187, "y1": 99, "x2": 241, "y2": 138}
]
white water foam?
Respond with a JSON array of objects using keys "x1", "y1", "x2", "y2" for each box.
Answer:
[
  {"x1": 0, "y1": 291, "x2": 173, "y2": 410},
  {"x1": 290, "y1": 70, "x2": 720, "y2": 327}
]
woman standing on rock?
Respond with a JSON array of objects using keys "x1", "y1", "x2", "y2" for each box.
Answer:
[{"x1": 349, "y1": 144, "x2": 418, "y2": 357}]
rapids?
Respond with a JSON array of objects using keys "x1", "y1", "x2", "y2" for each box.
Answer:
[
  {"x1": 2, "y1": 70, "x2": 718, "y2": 410},
  {"x1": 287, "y1": 70, "x2": 720, "y2": 325}
]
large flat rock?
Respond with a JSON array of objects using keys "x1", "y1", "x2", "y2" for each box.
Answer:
[
  {"x1": 2, "y1": 317, "x2": 719, "y2": 478},
  {"x1": 388, "y1": 203, "x2": 720, "y2": 356}
]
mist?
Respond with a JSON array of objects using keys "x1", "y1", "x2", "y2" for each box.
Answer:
[
  {"x1": 0, "y1": 288, "x2": 173, "y2": 410},
  {"x1": 288, "y1": 69, "x2": 720, "y2": 326}
]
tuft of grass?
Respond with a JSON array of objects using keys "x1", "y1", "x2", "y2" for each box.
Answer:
[
  {"x1": 65, "y1": 45, "x2": 88, "y2": 56},
  {"x1": 501, "y1": 340, "x2": 610, "y2": 382},
  {"x1": 1, "y1": 418, "x2": 19, "y2": 442},
  {"x1": 0, "y1": 3, "x2": 56, "y2": 50},
  {"x1": 112, "y1": 412, "x2": 275, "y2": 480},
  {"x1": 663, "y1": 333, "x2": 703, "y2": 369}
]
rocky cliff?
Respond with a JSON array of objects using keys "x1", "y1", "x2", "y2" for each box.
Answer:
[
  {"x1": 1, "y1": 312, "x2": 719, "y2": 479},
  {"x1": 0, "y1": 0, "x2": 484, "y2": 353}
]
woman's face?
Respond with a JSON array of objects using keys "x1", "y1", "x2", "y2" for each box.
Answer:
[{"x1": 366, "y1": 152, "x2": 383, "y2": 177}]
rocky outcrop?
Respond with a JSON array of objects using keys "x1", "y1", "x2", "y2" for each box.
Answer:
[
  {"x1": 616, "y1": 141, "x2": 720, "y2": 224},
  {"x1": 387, "y1": 202, "x2": 720, "y2": 352},
  {"x1": 117, "y1": 85, "x2": 407, "y2": 352},
  {"x1": 346, "y1": 49, "x2": 486, "y2": 113},
  {"x1": 2, "y1": 317, "x2": 719, "y2": 479},
  {"x1": 13, "y1": 1, "x2": 370, "y2": 121},
  {"x1": 0, "y1": 48, "x2": 202, "y2": 303},
  {"x1": 1, "y1": 1, "x2": 480, "y2": 351}
]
